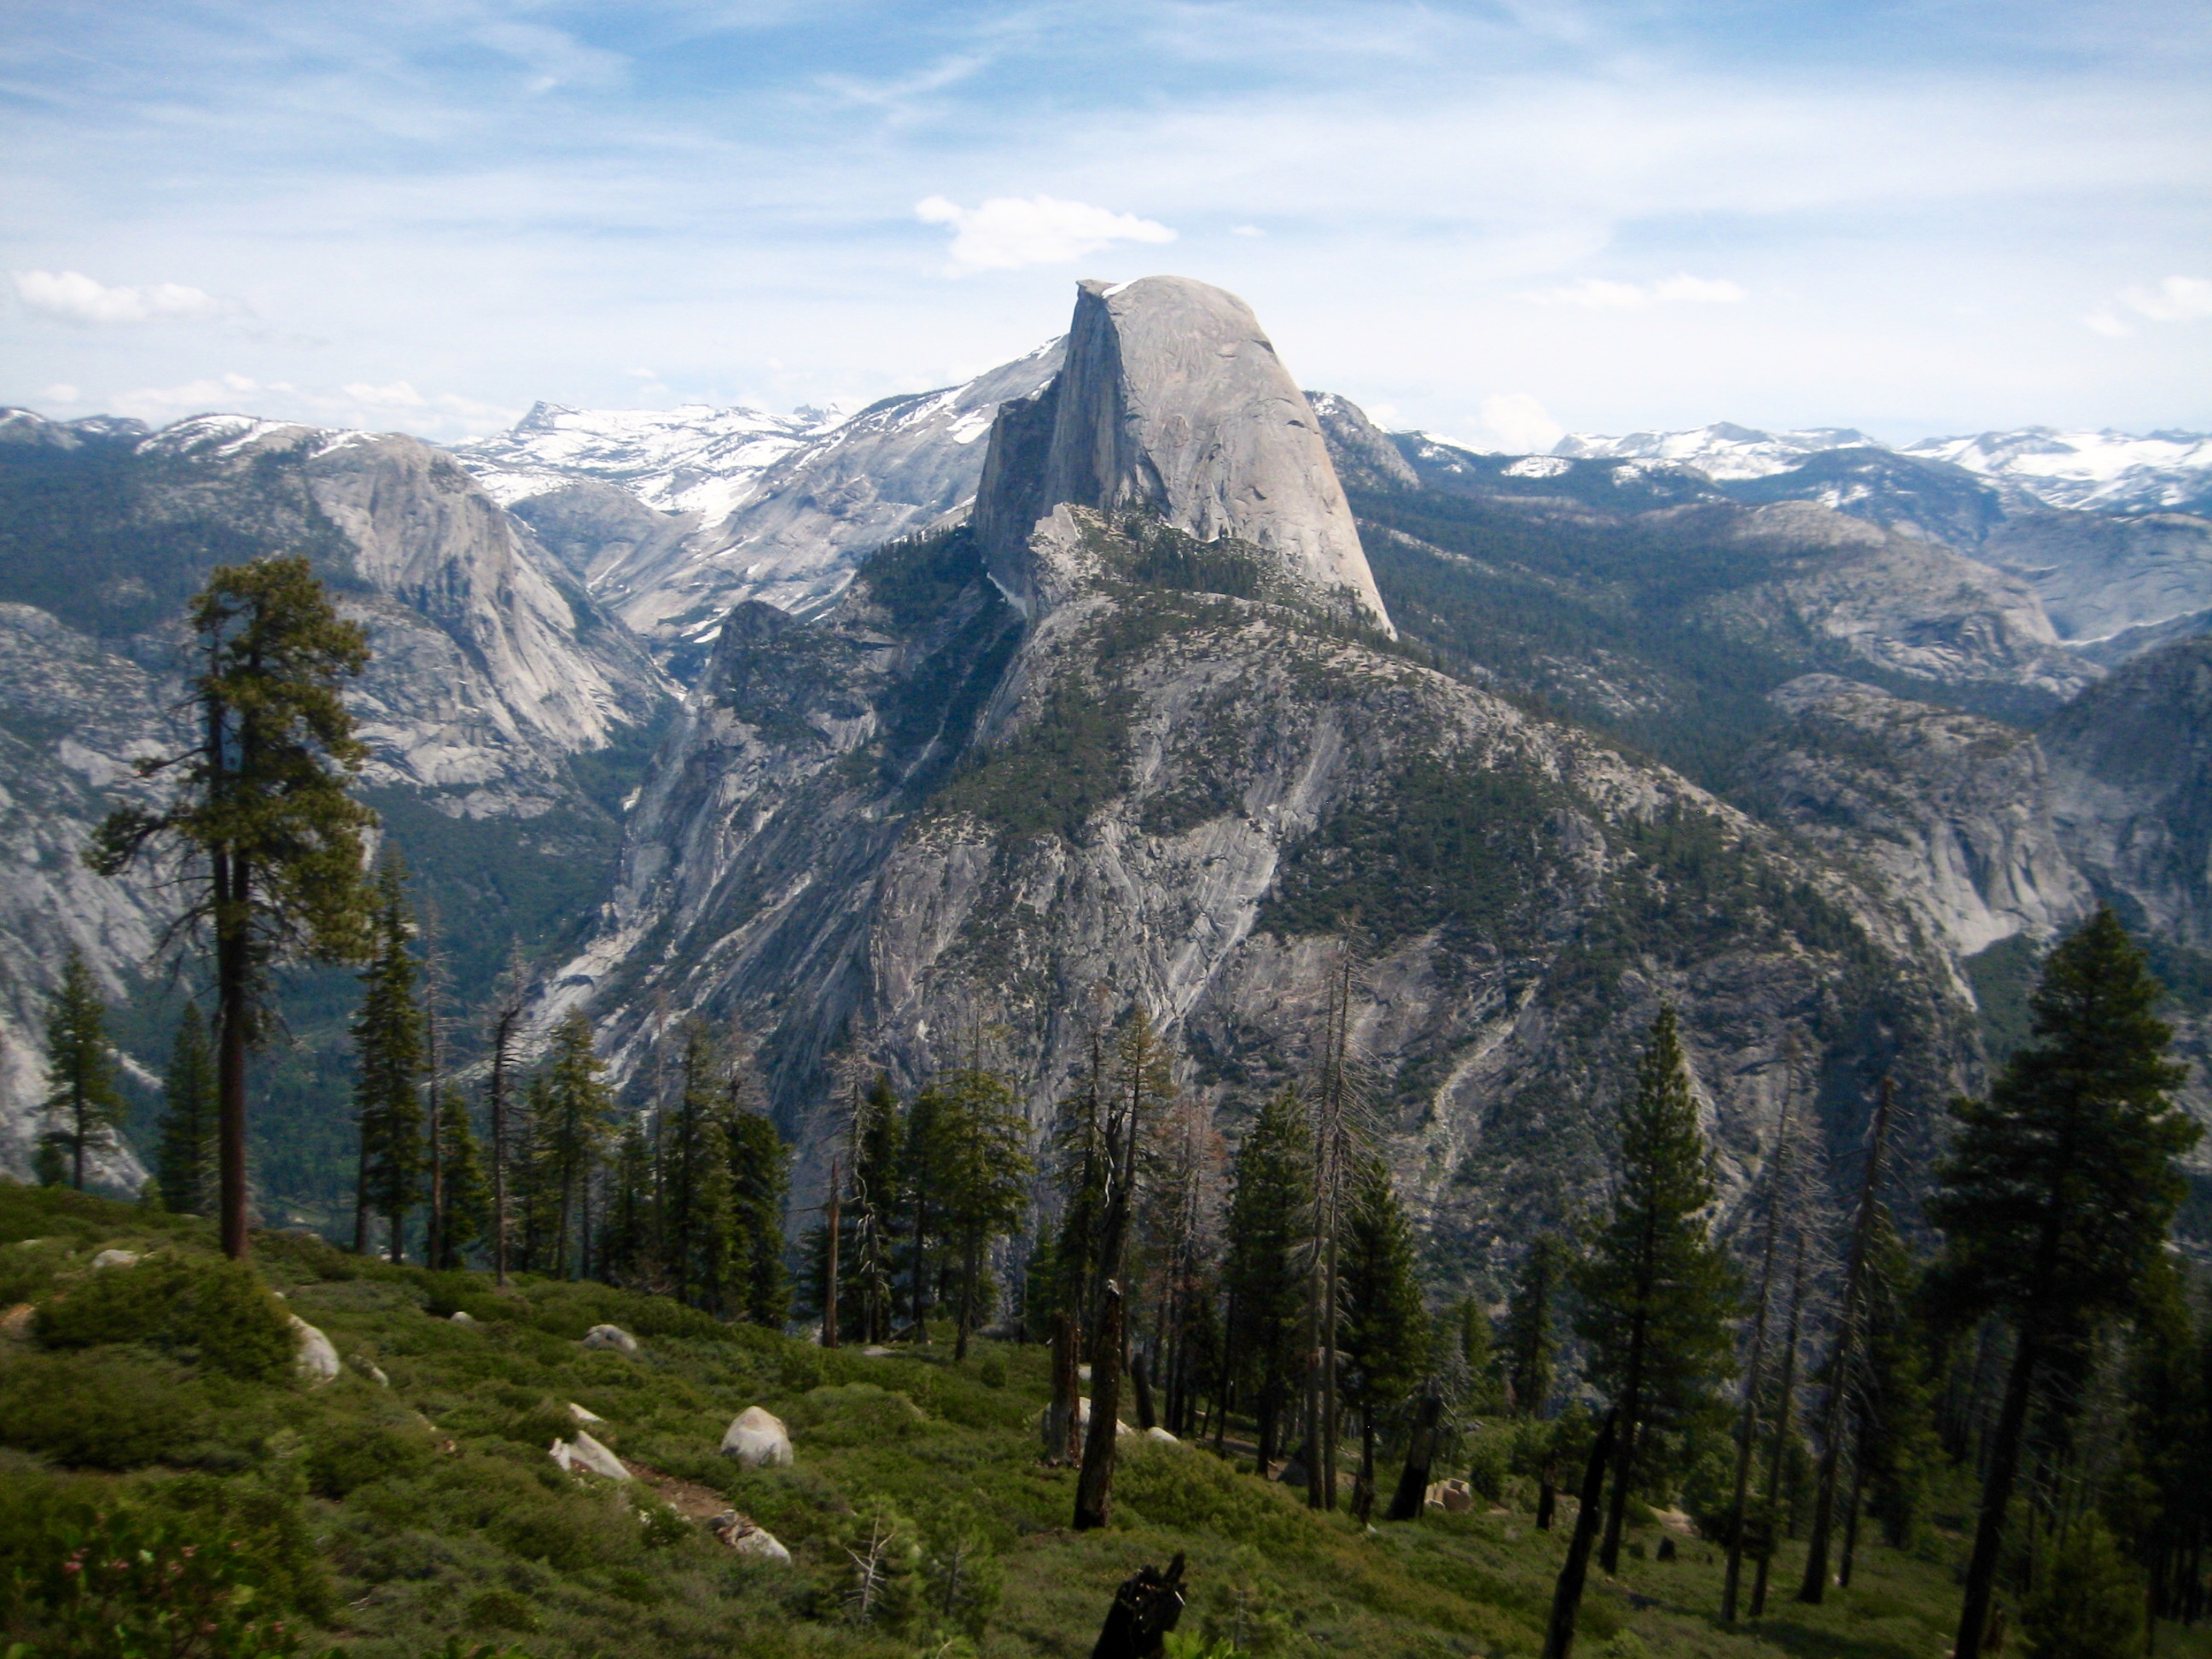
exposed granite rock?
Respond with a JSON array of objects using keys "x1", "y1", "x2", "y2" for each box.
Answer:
[
  {"x1": 1982, "y1": 510, "x2": 2212, "y2": 650},
  {"x1": 2043, "y1": 637, "x2": 2212, "y2": 950},
  {"x1": 1736, "y1": 675, "x2": 2090, "y2": 954},
  {"x1": 975, "y1": 278, "x2": 1390, "y2": 630}
]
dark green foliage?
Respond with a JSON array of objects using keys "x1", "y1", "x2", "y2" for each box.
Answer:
[
  {"x1": 661, "y1": 1023, "x2": 731, "y2": 1308},
  {"x1": 1502, "y1": 1236, "x2": 1565, "y2": 1419},
  {"x1": 523, "y1": 1011, "x2": 616, "y2": 1279},
  {"x1": 1573, "y1": 1010, "x2": 1738, "y2": 1569},
  {"x1": 1223, "y1": 1088, "x2": 1315, "y2": 1466},
  {"x1": 1962, "y1": 933, "x2": 2041, "y2": 1068},
  {"x1": 1340, "y1": 1155, "x2": 1432, "y2": 1430},
  {"x1": 434, "y1": 1090, "x2": 492, "y2": 1270},
  {"x1": 2021, "y1": 1521, "x2": 2147, "y2": 1659},
  {"x1": 0, "y1": 1349, "x2": 206, "y2": 1469},
  {"x1": 0, "y1": 1473, "x2": 319, "y2": 1656},
  {"x1": 1930, "y1": 909, "x2": 2197, "y2": 1331},
  {"x1": 42, "y1": 947, "x2": 128, "y2": 1191},
  {"x1": 158, "y1": 1003, "x2": 219, "y2": 1216},
  {"x1": 726, "y1": 1098, "x2": 793, "y2": 1329},
  {"x1": 1260, "y1": 755, "x2": 1563, "y2": 947},
  {"x1": 354, "y1": 859, "x2": 427, "y2": 1260},
  {"x1": 598, "y1": 1109, "x2": 660, "y2": 1289},
  {"x1": 1854, "y1": 1208, "x2": 1939, "y2": 1550},
  {"x1": 33, "y1": 1251, "x2": 296, "y2": 1382},
  {"x1": 306, "y1": 1420, "x2": 439, "y2": 1498}
]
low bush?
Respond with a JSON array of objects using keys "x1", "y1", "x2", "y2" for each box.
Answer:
[
  {"x1": 0, "y1": 1349, "x2": 203, "y2": 1469},
  {"x1": 35, "y1": 1254, "x2": 294, "y2": 1382}
]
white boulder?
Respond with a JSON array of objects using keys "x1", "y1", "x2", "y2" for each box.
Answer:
[
  {"x1": 707, "y1": 1511, "x2": 790, "y2": 1563},
  {"x1": 720, "y1": 1406, "x2": 794, "y2": 1467},
  {"x1": 1144, "y1": 1425, "x2": 1179, "y2": 1444},
  {"x1": 91, "y1": 1249, "x2": 139, "y2": 1270},
  {"x1": 582, "y1": 1324, "x2": 637, "y2": 1353},
  {"x1": 289, "y1": 1315, "x2": 341, "y2": 1385},
  {"x1": 450, "y1": 1309, "x2": 478, "y2": 1325},
  {"x1": 550, "y1": 1429, "x2": 631, "y2": 1481},
  {"x1": 352, "y1": 1355, "x2": 390, "y2": 1387},
  {"x1": 568, "y1": 1401, "x2": 607, "y2": 1426}
]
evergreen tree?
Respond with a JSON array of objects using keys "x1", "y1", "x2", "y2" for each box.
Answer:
[
  {"x1": 1573, "y1": 1007, "x2": 1739, "y2": 1575},
  {"x1": 1223, "y1": 1086, "x2": 1317, "y2": 1468},
  {"x1": 840, "y1": 1074, "x2": 902, "y2": 1343},
  {"x1": 1927, "y1": 909, "x2": 2197, "y2": 1659},
  {"x1": 934, "y1": 1065, "x2": 1033, "y2": 1359},
  {"x1": 1340, "y1": 1153, "x2": 1431, "y2": 1518},
  {"x1": 1853, "y1": 1207, "x2": 1939, "y2": 1552},
  {"x1": 39, "y1": 948, "x2": 127, "y2": 1191},
  {"x1": 352, "y1": 860, "x2": 426, "y2": 1262},
  {"x1": 2021, "y1": 1520, "x2": 2148, "y2": 1659},
  {"x1": 1503, "y1": 1235, "x2": 1564, "y2": 1418},
  {"x1": 600, "y1": 1109, "x2": 661, "y2": 1288},
  {"x1": 725, "y1": 1081, "x2": 792, "y2": 1327},
  {"x1": 533, "y1": 1010, "x2": 615, "y2": 1278},
  {"x1": 660, "y1": 1024, "x2": 728, "y2": 1307},
  {"x1": 433, "y1": 1090, "x2": 491, "y2": 1270},
  {"x1": 90, "y1": 555, "x2": 377, "y2": 1259},
  {"x1": 156, "y1": 1002, "x2": 218, "y2": 1216}
]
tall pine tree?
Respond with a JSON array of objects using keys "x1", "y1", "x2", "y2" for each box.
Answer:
[
  {"x1": 533, "y1": 1010, "x2": 615, "y2": 1278},
  {"x1": 1224, "y1": 1086, "x2": 1317, "y2": 1469},
  {"x1": 1573, "y1": 1007, "x2": 1738, "y2": 1575},
  {"x1": 1928, "y1": 909, "x2": 2197, "y2": 1659},
  {"x1": 156, "y1": 1002, "x2": 218, "y2": 1215},
  {"x1": 1502, "y1": 1236, "x2": 1565, "y2": 1419},
  {"x1": 725, "y1": 1066, "x2": 792, "y2": 1328},
  {"x1": 1339, "y1": 1153, "x2": 1430, "y2": 1520},
  {"x1": 352, "y1": 860, "x2": 426, "y2": 1263},
  {"x1": 433, "y1": 1090, "x2": 491, "y2": 1270},
  {"x1": 40, "y1": 948, "x2": 127, "y2": 1192}
]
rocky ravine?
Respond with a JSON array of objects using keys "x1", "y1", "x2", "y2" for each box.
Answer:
[
  {"x1": 0, "y1": 409, "x2": 670, "y2": 1185},
  {"x1": 543, "y1": 277, "x2": 1982, "y2": 1281}
]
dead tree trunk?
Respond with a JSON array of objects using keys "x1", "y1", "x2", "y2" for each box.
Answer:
[{"x1": 1542, "y1": 1412, "x2": 1618, "y2": 1659}]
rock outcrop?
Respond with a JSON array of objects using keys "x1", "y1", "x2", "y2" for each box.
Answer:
[
  {"x1": 974, "y1": 277, "x2": 1390, "y2": 630},
  {"x1": 2043, "y1": 637, "x2": 2212, "y2": 950},
  {"x1": 1735, "y1": 676, "x2": 2090, "y2": 954},
  {"x1": 719, "y1": 1406, "x2": 794, "y2": 1468}
]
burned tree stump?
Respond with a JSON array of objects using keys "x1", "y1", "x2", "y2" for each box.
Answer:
[{"x1": 1091, "y1": 1551, "x2": 1186, "y2": 1659}]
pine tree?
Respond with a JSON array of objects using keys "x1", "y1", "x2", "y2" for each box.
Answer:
[
  {"x1": 1573, "y1": 1007, "x2": 1739, "y2": 1575},
  {"x1": 725, "y1": 1078, "x2": 792, "y2": 1328},
  {"x1": 660, "y1": 1023, "x2": 728, "y2": 1307},
  {"x1": 156, "y1": 1002, "x2": 218, "y2": 1216},
  {"x1": 934, "y1": 1065, "x2": 1033, "y2": 1359},
  {"x1": 352, "y1": 861, "x2": 426, "y2": 1263},
  {"x1": 1928, "y1": 909, "x2": 2197, "y2": 1659},
  {"x1": 600, "y1": 1110, "x2": 660, "y2": 1288},
  {"x1": 433, "y1": 1091, "x2": 491, "y2": 1270},
  {"x1": 1853, "y1": 1207, "x2": 1939, "y2": 1554},
  {"x1": 1502, "y1": 1236, "x2": 1564, "y2": 1418},
  {"x1": 40, "y1": 948, "x2": 127, "y2": 1191},
  {"x1": 841, "y1": 1074, "x2": 902, "y2": 1343},
  {"x1": 534, "y1": 1010, "x2": 615, "y2": 1279},
  {"x1": 1340, "y1": 1153, "x2": 1430, "y2": 1519},
  {"x1": 1223, "y1": 1086, "x2": 1316, "y2": 1470},
  {"x1": 2021, "y1": 1520, "x2": 2148, "y2": 1659},
  {"x1": 90, "y1": 555, "x2": 377, "y2": 1259}
]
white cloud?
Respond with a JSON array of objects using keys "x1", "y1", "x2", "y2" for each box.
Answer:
[
  {"x1": 342, "y1": 380, "x2": 427, "y2": 408},
  {"x1": 916, "y1": 195, "x2": 1176, "y2": 274},
  {"x1": 14, "y1": 269, "x2": 225, "y2": 326},
  {"x1": 1231, "y1": 224, "x2": 1266, "y2": 237},
  {"x1": 1473, "y1": 393, "x2": 1566, "y2": 454},
  {"x1": 1522, "y1": 273, "x2": 1747, "y2": 310},
  {"x1": 40, "y1": 383, "x2": 80, "y2": 404},
  {"x1": 2120, "y1": 275, "x2": 2212, "y2": 323},
  {"x1": 2085, "y1": 310, "x2": 2133, "y2": 338},
  {"x1": 474, "y1": 23, "x2": 628, "y2": 95},
  {"x1": 108, "y1": 374, "x2": 260, "y2": 421}
]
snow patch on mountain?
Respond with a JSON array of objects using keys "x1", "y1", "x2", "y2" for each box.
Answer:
[
  {"x1": 1551, "y1": 422, "x2": 1882, "y2": 480},
  {"x1": 1901, "y1": 428, "x2": 2212, "y2": 513}
]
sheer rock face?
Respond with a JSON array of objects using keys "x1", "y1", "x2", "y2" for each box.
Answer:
[
  {"x1": 2044, "y1": 637, "x2": 2212, "y2": 950},
  {"x1": 1736, "y1": 676, "x2": 2091, "y2": 956},
  {"x1": 974, "y1": 278, "x2": 1391, "y2": 631}
]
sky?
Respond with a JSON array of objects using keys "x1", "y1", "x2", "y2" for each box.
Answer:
[{"x1": 3, "y1": 0, "x2": 2208, "y2": 451}]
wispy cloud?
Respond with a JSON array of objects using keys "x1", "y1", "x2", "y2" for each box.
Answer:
[
  {"x1": 1522, "y1": 275, "x2": 1747, "y2": 311},
  {"x1": 2085, "y1": 275, "x2": 2212, "y2": 336},
  {"x1": 474, "y1": 22, "x2": 629, "y2": 95},
  {"x1": 916, "y1": 195, "x2": 1176, "y2": 274},
  {"x1": 15, "y1": 270, "x2": 228, "y2": 326}
]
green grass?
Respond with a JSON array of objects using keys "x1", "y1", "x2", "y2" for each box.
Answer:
[{"x1": 4, "y1": 1183, "x2": 2207, "y2": 1659}]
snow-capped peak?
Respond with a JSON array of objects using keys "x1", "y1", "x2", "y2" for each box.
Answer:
[
  {"x1": 453, "y1": 399, "x2": 821, "y2": 519},
  {"x1": 1550, "y1": 422, "x2": 1881, "y2": 481},
  {"x1": 1900, "y1": 428, "x2": 2212, "y2": 513}
]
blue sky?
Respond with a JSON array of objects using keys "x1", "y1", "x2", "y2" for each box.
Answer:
[{"x1": 3, "y1": 0, "x2": 2207, "y2": 447}]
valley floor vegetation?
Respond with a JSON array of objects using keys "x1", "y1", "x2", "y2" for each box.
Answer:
[{"x1": 15, "y1": 555, "x2": 2212, "y2": 1658}]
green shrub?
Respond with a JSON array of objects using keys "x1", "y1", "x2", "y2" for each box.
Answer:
[
  {"x1": 464, "y1": 1586, "x2": 540, "y2": 1632},
  {"x1": 305, "y1": 1420, "x2": 438, "y2": 1498},
  {"x1": 35, "y1": 1254, "x2": 294, "y2": 1382},
  {"x1": 2022, "y1": 1521, "x2": 2146, "y2": 1659},
  {"x1": 0, "y1": 1474, "x2": 313, "y2": 1657},
  {"x1": 0, "y1": 1349, "x2": 202, "y2": 1469}
]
